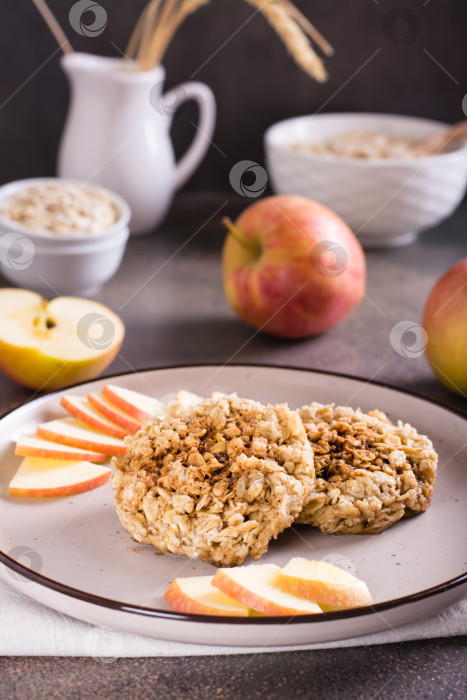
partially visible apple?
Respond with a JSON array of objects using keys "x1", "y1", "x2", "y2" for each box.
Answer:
[
  {"x1": 15, "y1": 433, "x2": 107, "y2": 462},
  {"x1": 164, "y1": 575, "x2": 252, "y2": 617},
  {"x1": 9, "y1": 457, "x2": 111, "y2": 498},
  {"x1": 102, "y1": 384, "x2": 165, "y2": 422},
  {"x1": 0, "y1": 289, "x2": 124, "y2": 391},
  {"x1": 212, "y1": 564, "x2": 322, "y2": 616},
  {"x1": 36, "y1": 418, "x2": 127, "y2": 456},
  {"x1": 222, "y1": 195, "x2": 366, "y2": 338},
  {"x1": 422, "y1": 258, "x2": 467, "y2": 395}
]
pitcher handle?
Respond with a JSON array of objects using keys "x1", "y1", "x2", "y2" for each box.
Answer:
[{"x1": 162, "y1": 82, "x2": 216, "y2": 191}]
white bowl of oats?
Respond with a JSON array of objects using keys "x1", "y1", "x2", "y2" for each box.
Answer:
[
  {"x1": 264, "y1": 113, "x2": 467, "y2": 247},
  {"x1": 0, "y1": 178, "x2": 131, "y2": 295}
]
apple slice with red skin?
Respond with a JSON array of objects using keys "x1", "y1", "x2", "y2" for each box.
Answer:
[
  {"x1": 164, "y1": 575, "x2": 253, "y2": 617},
  {"x1": 276, "y1": 558, "x2": 372, "y2": 607},
  {"x1": 60, "y1": 396, "x2": 129, "y2": 440},
  {"x1": 212, "y1": 564, "x2": 322, "y2": 616},
  {"x1": 36, "y1": 418, "x2": 127, "y2": 456},
  {"x1": 102, "y1": 384, "x2": 164, "y2": 422},
  {"x1": 9, "y1": 457, "x2": 111, "y2": 498},
  {"x1": 88, "y1": 393, "x2": 142, "y2": 434},
  {"x1": 15, "y1": 433, "x2": 107, "y2": 462}
]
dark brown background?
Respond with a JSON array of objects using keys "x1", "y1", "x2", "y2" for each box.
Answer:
[{"x1": 1, "y1": 0, "x2": 466, "y2": 192}]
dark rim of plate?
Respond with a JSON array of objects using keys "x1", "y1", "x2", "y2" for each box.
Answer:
[{"x1": 0, "y1": 363, "x2": 465, "y2": 626}]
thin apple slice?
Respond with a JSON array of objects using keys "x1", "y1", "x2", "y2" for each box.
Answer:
[
  {"x1": 176, "y1": 389, "x2": 203, "y2": 406},
  {"x1": 60, "y1": 395, "x2": 128, "y2": 439},
  {"x1": 164, "y1": 575, "x2": 253, "y2": 617},
  {"x1": 210, "y1": 391, "x2": 228, "y2": 400},
  {"x1": 15, "y1": 433, "x2": 107, "y2": 462},
  {"x1": 276, "y1": 558, "x2": 373, "y2": 607},
  {"x1": 36, "y1": 418, "x2": 127, "y2": 456},
  {"x1": 9, "y1": 457, "x2": 111, "y2": 498},
  {"x1": 212, "y1": 564, "x2": 322, "y2": 616},
  {"x1": 88, "y1": 393, "x2": 143, "y2": 434},
  {"x1": 102, "y1": 384, "x2": 164, "y2": 422}
]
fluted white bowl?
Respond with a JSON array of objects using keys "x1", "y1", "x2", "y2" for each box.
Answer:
[
  {"x1": 264, "y1": 113, "x2": 467, "y2": 248},
  {"x1": 0, "y1": 178, "x2": 131, "y2": 296}
]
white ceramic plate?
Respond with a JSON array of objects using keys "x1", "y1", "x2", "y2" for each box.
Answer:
[{"x1": 0, "y1": 365, "x2": 465, "y2": 647}]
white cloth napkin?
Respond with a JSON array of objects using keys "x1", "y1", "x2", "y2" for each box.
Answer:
[{"x1": 0, "y1": 577, "x2": 465, "y2": 657}]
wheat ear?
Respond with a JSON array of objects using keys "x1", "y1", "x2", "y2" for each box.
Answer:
[{"x1": 246, "y1": 0, "x2": 327, "y2": 82}]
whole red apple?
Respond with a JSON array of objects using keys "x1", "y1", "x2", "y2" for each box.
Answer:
[
  {"x1": 222, "y1": 195, "x2": 366, "y2": 338},
  {"x1": 422, "y1": 258, "x2": 467, "y2": 396}
]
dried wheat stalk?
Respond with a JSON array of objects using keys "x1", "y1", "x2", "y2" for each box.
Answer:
[
  {"x1": 127, "y1": 0, "x2": 332, "y2": 81},
  {"x1": 31, "y1": 0, "x2": 73, "y2": 54},
  {"x1": 246, "y1": 0, "x2": 328, "y2": 81}
]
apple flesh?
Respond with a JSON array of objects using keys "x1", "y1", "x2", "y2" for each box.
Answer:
[
  {"x1": 88, "y1": 393, "x2": 143, "y2": 434},
  {"x1": 9, "y1": 457, "x2": 111, "y2": 498},
  {"x1": 212, "y1": 564, "x2": 322, "y2": 616},
  {"x1": 15, "y1": 433, "x2": 107, "y2": 462},
  {"x1": 164, "y1": 575, "x2": 252, "y2": 617},
  {"x1": 36, "y1": 418, "x2": 127, "y2": 456},
  {"x1": 60, "y1": 395, "x2": 129, "y2": 440},
  {"x1": 0, "y1": 289, "x2": 124, "y2": 390},
  {"x1": 276, "y1": 558, "x2": 372, "y2": 607},
  {"x1": 422, "y1": 258, "x2": 467, "y2": 395},
  {"x1": 176, "y1": 389, "x2": 203, "y2": 407},
  {"x1": 102, "y1": 384, "x2": 165, "y2": 422},
  {"x1": 222, "y1": 195, "x2": 366, "y2": 338}
]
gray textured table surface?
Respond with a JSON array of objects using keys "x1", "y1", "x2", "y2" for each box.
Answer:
[{"x1": 0, "y1": 192, "x2": 466, "y2": 699}]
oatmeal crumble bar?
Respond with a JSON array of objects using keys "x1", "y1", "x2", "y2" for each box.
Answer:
[
  {"x1": 112, "y1": 394, "x2": 315, "y2": 567},
  {"x1": 296, "y1": 403, "x2": 437, "y2": 535}
]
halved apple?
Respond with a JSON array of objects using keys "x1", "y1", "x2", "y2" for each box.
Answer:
[
  {"x1": 9, "y1": 457, "x2": 111, "y2": 498},
  {"x1": 60, "y1": 395, "x2": 128, "y2": 440},
  {"x1": 15, "y1": 433, "x2": 107, "y2": 462},
  {"x1": 276, "y1": 558, "x2": 373, "y2": 607},
  {"x1": 36, "y1": 418, "x2": 127, "y2": 456},
  {"x1": 164, "y1": 575, "x2": 253, "y2": 617},
  {"x1": 88, "y1": 393, "x2": 142, "y2": 434},
  {"x1": 212, "y1": 564, "x2": 322, "y2": 616},
  {"x1": 102, "y1": 384, "x2": 164, "y2": 422},
  {"x1": 0, "y1": 289, "x2": 124, "y2": 390}
]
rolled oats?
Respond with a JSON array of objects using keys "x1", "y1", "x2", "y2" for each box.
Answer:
[
  {"x1": 290, "y1": 131, "x2": 422, "y2": 160},
  {"x1": 112, "y1": 394, "x2": 315, "y2": 567},
  {"x1": 1, "y1": 181, "x2": 120, "y2": 234},
  {"x1": 296, "y1": 402, "x2": 438, "y2": 534}
]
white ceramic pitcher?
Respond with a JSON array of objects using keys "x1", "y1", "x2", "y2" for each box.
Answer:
[{"x1": 57, "y1": 53, "x2": 216, "y2": 234}]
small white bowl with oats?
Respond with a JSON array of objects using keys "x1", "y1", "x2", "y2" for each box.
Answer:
[
  {"x1": 264, "y1": 113, "x2": 467, "y2": 248},
  {"x1": 0, "y1": 178, "x2": 131, "y2": 296}
]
